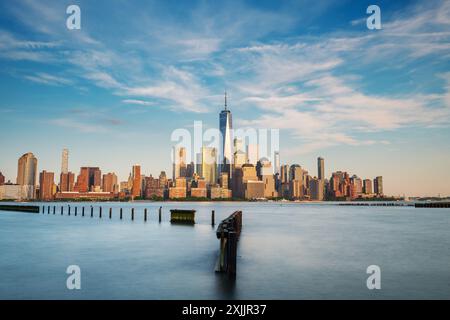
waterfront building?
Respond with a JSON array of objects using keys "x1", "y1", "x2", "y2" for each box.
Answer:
[
  {"x1": 374, "y1": 176, "x2": 383, "y2": 195},
  {"x1": 102, "y1": 173, "x2": 118, "y2": 193},
  {"x1": 350, "y1": 175, "x2": 363, "y2": 199},
  {"x1": 169, "y1": 177, "x2": 187, "y2": 199},
  {"x1": 0, "y1": 172, "x2": 5, "y2": 185},
  {"x1": 0, "y1": 184, "x2": 34, "y2": 200},
  {"x1": 201, "y1": 147, "x2": 217, "y2": 186},
  {"x1": 173, "y1": 146, "x2": 187, "y2": 180},
  {"x1": 60, "y1": 172, "x2": 75, "y2": 192},
  {"x1": 17, "y1": 152, "x2": 38, "y2": 198},
  {"x1": 363, "y1": 179, "x2": 373, "y2": 194},
  {"x1": 310, "y1": 177, "x2": 324, "y2": 201},
  {"x1": 39, "y1": 170, "x2": 55, "y2": 200},
  {"x1": 74, "y1": 167, "x2": 101, "y2": 192},
  {"x1": 289, "y1": 164, "x2": 303, "y2": 199},
  {"x1": 131, "y1": 165, "x2": 141, "y2": 198}
]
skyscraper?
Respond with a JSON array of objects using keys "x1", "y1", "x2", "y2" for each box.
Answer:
[
  {"x1": 17, "y1": 153, "x2": 38, "y2": 193},
  {"x1": 61, "y1": 148, "x2": 69, "y2": 174},
  {"x1": 172, "y1": 146, "x2": 187, "y2": 181},
  {"x1": 318, "y1": 157, "x2": 324, "y2": 180},
  {"x1": 132, "y1": 165, "x2": 141, "y2": 198},
  {"x1": 363, "y1": 179, "x2": 373, "y2": 194},
  {"x1": 374, "y1": 176, "x2": 383, "y2": 195},
  {"x1": 103, "y1": 173, "x2": 118, "y2": 193},
  {"x1": 219, "y1": 92, "x2": 232, "y2": 178},
  {"x1": 60, "y1": 172, "x2": 75, "y2": 192},
  {"x1": 201, "y1": 146, "x2": 217, "y2": 186},
  {"x1": 39, "y1": 170, "x2": 54, "y2": 200}
]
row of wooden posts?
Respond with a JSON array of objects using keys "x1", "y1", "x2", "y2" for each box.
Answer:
[
  {"x1": 41, "y1": 205, "x2": 218, "y2": 225},
  {"x1": 41, "y1": 205, "x2": 164, "y2": 222}
]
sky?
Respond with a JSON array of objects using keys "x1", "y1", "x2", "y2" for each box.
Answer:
[{"x1": 0, "y1": 0, "x2": 449, "y2": 197}]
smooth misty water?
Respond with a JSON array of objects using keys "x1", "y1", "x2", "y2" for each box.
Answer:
[{"x1": 0, "y1": 201, "x2": 449, "y2": 300}]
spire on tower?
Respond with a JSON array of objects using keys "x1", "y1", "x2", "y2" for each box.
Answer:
[{"x1": 224, "y1": 91, "x2": 227, "y2": 110}]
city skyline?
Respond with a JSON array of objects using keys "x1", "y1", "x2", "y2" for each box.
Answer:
[{"x1": 1, "y1": 0, "x2": 450, "y2": 197}]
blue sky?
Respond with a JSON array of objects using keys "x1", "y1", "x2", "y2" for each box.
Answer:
[{"x1": 0, "y1": 0, "x2": 449, "y2": 196}]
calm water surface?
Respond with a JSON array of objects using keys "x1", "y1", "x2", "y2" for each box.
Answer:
[{"x1": 0, "y1": 201, "x2": 449, "y2": 299}]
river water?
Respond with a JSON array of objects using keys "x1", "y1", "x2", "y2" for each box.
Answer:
[{"x1": 0, "y1": 201, "x2": 449, "y2": 299}]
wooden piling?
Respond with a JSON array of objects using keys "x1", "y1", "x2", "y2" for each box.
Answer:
[
  {"x1": 90, "y1": 206, "x2": 93, "y2": 218},
  {"x1": 227, "y1": 231, "x2": 237, "y2": 276},
  {"x1": 212, "y1": 210, "x2": 215, "y2": 226},
  {"x1": 61, "y1": 206, "x2": 63, "y2": 215},
  {"x1": 47, "y1": 206, "x2": 50, "y2": 214},
  {"x1": 68, "y1": 205, "x2": 71, "y2": 216},
  {"x1": 82, "y1": 207, "x2": 85, "y2": 217},
  {"x1": 99, "y1": 207, "x2": 102, "y2": 219},
  {"x1": 120, "y1": 208, "x2": 123, "y2": 220},
  {"x1": 53, "y1": 206, "x2": 56, "y2": 214},
  {"x1": 42, "y1": 206, "x2": 45, "y2": 214},
  {"x1": 144, "y1": 208, "x2": 147, "y2": 222},
  {"x1": 131, "y1": 208, "x2": 134, "y2": 221},
  {"x1": 159, "y1": 206, "x2": 162, "y2": 223},
  {"x1": 109, "y1": 208, "x2": 112, "y2": 219},
  {"x1": 75, "y1": 207, "x2": 77, "y2": 216}
]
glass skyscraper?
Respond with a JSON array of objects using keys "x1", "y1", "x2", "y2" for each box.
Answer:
[{"x1": 219, "y1": 92, "x2": 233, "y2": 178}]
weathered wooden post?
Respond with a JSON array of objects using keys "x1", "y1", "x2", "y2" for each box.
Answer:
[
  {"x1": 109, "y1": 208, "x2": 112, "y2": 219},
  {"x1": 227, "y1": 231, "x2": 237, "y2": 276},
  {"x1": 53, "y1": 206, "x2": 56, "y2": 215},
  {"x1": 120, "y1": 208, "x2": 123, "y2": 220},
  {"x1": 211, "y1": 210, "x2": 215, "y2": 226},
  {"x1": 47, "y1": 206, "x2": 50, "y2": 214},
  {"x1": 90, "y1": 206, "x2": 93, "y2": 218},
  {"x1": 131, "y1": 208, "x2": 134, "y2": 221},
  {"x1": 99, "y1": 207, "x2": 102, "y2": 219},
  {"x1": 82, "y1": 207, "x2": 85, "y2": 217},
  {"x1": 144, "y1": 208, "x2": 147, "y2": 222},
  {"x1": 42, "y1": 206, "x2": 45, "y2": 214},
  {"x1": 68, "y1": 205, "x2": 71, "y2": 216},
  {"x1": 75, "y1": 207, "x2": 77, "y2": 216},
  {"x1": 159, "y1": 206, "x2": 162, "y2": 223},
  {"x1": 61, "y1": 206, "x2": 63, "y2": 215}
]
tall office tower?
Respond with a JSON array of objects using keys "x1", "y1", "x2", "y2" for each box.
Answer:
[
  {"x1": 39, "y1": 170, "x2": 54, "y2": 200},
  {"x1": 0, "y1": 172, "x2": 5, "y2": 185},
  {"x1": 201, "y1": 146, "x2": 217, "y2": 186},
  {"x1": 318, "y1": 157, "x2": 324, "y2": 180},
  {"x1": 17, "y1": 152, "x2": 38, "y2": 187},
  {"x1": 280, "y1": 164, "x2": 290, "y2": 198},
  {"x1": 102, "y1": 173, "x2": 118, "y2": 193},
  {"x1": 131, "y1": 165, "x2": 141, "y2": 198},
  {"x1": 363, "y1": 179, "x2": 373, "y2": 194},
  {"x1": 172, "y1": 146, "x2": 187, "y2": 180},
  {"x1": 309, "y1": 178, "x2": 324, "y2": 201},
  {"x1": 289, "y1": 164, "x2": 304, "y2": 199},
  {"x1": 274, "y1": 151, "x2": 280, "y2": 175},
  {"x1": 61, "y1": 148, "x2": 69, "y2": 174},
  {"x1": 246, "y1": 144, "x2": 258, "y2": 165},
  {"x1": 374, "y1": 176, "x2": 383, "y2": 195},
  {"x1": 219, "y1": 92, "x2": 233, "y2": 178},
  {"x1": 60, "y1": 172, "x2": 75, "y2": 192},
  {"x1": 350, "y1": 175, "x2": 363, "y2": 199}
]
